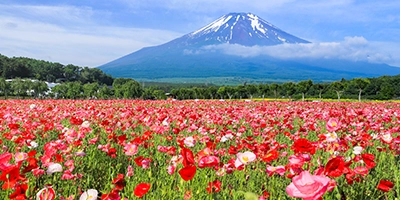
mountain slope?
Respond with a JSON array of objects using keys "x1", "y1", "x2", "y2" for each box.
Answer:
[{"x1": 99, "y1": 12, "x2": 400, "y2": 83}]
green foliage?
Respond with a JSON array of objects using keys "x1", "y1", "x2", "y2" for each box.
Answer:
[
  {"x1": 31, "y1": 80, "x2": 49, "y2": 98},
  {"x1": 66, "y1": 82, "x2": 83, "y2": 99},
  {"x1": 1, "y1": 54, "x2": 400, "y2": 100},
  {"x1": 297, "y1": 80, "x2": 313, "y2": 101},
  {"x1": 0, "y1": 54, "x2": 113, "y2": 85},
  {"x1": 282, "y1": 82, "x2": 296, "y2": 99}
]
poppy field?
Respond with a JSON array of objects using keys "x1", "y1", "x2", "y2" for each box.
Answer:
[{"x1": 0, "y1": 99, "x2": 399, "y2": 199}]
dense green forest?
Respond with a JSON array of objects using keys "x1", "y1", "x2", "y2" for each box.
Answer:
[
  {"x1": 0, "y1": 54, "x2": 400, "y2": 101},
  {"x1": 0, "y1": 54, "x2": 113, "y2": 85}
]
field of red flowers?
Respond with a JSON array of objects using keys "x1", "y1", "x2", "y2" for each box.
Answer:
[{"x1": 0, "y1": 100, "x2": 399, "y2": 199}]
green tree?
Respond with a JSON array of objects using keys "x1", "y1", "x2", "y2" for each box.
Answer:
[
  {"x1": 153, "y1": 90, "x2": 166, "y2": 100},
  {"x1": 0, "y1": 78, "x2": 10, "y2": 99},
  {"x1": 378, "y1": 83, "x2": 394, "y2": 100},
  {"x1": 83, "y1": 82, "x2": 100, "y2": 99},
  {"x1": 217, "y1": 86, "x2": 235, "y2": 100},
  {"x1": 236, "y1": 85, "x2": 247, "y2": 99},
  {"x1": 297, "y1": 80, "x2": 313, "y2": 101},
  {"x1": 270, "y1": 83, "x2": 280, "y2": 100},
  {"x1": 142, "y1": 87, "x2": 156, "y2": 100},
  {"x1": 245, "y1": 84, "x2": 259, "y2": 99},
  {"x1": 192, "y1": 87, "x2": 205, "y2": 99},
  {"x1": 258, "y1": 84, "x2": 269, "y2": 100},
  {"x1": 217, "y1": 86, "x2": 226, "y2": 99},
  {"x1": 170, "y1": 89, "x2": 179, "y2": 100},
  {"x1": 51, "y1": 83, "x2": 68, "y2": 99},
  {"x1": 282, "y1": 82, "x2": 296, "y2": 100},
  {"x1": 312, "y1": 83, "x2": 328, "y2": 99},
  {"x1": 66, "y1": 82, "x2": 83, "y2": 99},
  {"x1": 122, "y1": 80, "x2": 143, "y2": 99},
  {"x1": 11, "y1": 78, "x2": 28, "y2": 99},
  {"x1": 206, "y1": 86, "x2": 218, "y2": 99},
  {"x1": 98, "y1": 84, "x2": 113, "y2": 99},
  {"x1": 32, "y1": 81, "x2": 49, "y2": 98},
  {"x1": 112, "y1": 78, "x2": 131, "y2": 99},
  {"x1": 63, "y1": 64, "x2": 80, "y2": 81},
  {"x1": 330, "y1": 81, "x2": 345, "y2": 102},
  {"x1": 351, "y1": 78, "x2": 370, "y2": 102}
]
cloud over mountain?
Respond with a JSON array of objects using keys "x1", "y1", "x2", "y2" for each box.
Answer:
[{"x1": 199, "y1": 36, "x2": 396, "y2": 65}]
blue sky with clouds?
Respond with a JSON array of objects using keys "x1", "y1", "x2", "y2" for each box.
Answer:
[{"x1": 1, "y1": 0, "x2": 399, "y2": 67}]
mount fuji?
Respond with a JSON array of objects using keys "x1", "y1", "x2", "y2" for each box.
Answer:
[
  {"x1": 99, "y1": 12, "x2": 400, "y2": 83},
  {"x1": 166, "y1": 13, "x2": 309, "y2": 47}
]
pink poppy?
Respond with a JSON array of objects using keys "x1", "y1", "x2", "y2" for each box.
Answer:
[
  {"x1": 326, "y1": 118, "x2": 340, "y2": 132},
  {"x1": 79, "y1": 189, "x2": 98, "y2": 200},
  {"x1": 266, "y1": 165, "x2": 286, "y2": 176},
  {"x1": 353, "y1": 166, "x2": 369, "y2": 176},
  {"x1": 46, "y1": 163, "x2": 63, "y2": 175},
  {"x1": 234, "y1": 151, "x2": 256, "y2": 167},
  {"x1": 167, "y1": 165, "x2": 176, "y2": 175},
  {"x1": 286, "y1": 170, "x2": 330, "y2": 200},
  {"x1": 123, "y1": 143, "x2": 138, "y2": 156},
  {"x1": 198, "y1": 156, "x2": 220, "y2": 168},
  {"x1": 14, "y1": 152, "x2": 27, "y2": 163},
  {"x1": 184, "y1": 136, "x2": 196, "y2": 147},
  {"x1": 126, "y1": 165, "x2": 134, "y2": 177}
]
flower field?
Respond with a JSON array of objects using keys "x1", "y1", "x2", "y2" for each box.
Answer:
[{"x1": 0, "y1": 99, "x2": 399, "y2": 199}]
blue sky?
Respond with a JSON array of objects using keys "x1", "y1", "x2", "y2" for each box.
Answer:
[{"x1": 1, "y1": 0, "x2": 400, "y2": 67}]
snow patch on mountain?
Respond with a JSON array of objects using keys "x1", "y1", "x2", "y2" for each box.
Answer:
[
  {"x1": 191, "y1": 15, "x2": 233, "y2": 36},
  {"x1": 184, "y1": 12, "x2": 309, "y2": 46}
]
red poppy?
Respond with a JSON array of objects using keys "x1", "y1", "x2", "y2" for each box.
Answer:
[
  {"x1": 134, "y1": 156, "x2": 145, "y2": 167},
  {"x1": 377, "y1": 180, "x2": 394, "y2": 192},
  {"x1": 291, "y1": 138, "x2": 316, "y2": 155},
  {"x1": 181, "y1": 148, "x2": 195, "y2": 167},
  {"x1": 324, "y1": 157, "x2": 345, "y2": 177},
  {"x1": 0, "y1": 165, "x2": 25, "y2": 190},
  {"x1": 117, "y1": 135, "x2": 127, "y2": 144},
  {"x1": 134, "y1": 183, "x2": 151, "y2": 198},
  {"x1": 22, "y1": 157, "x2": 39, "y2": 173},
  {"x1": 261, "y1": 150, "x2": 279, "y2": 163},
  {"x1": 101, "y1": 188, "x2": 120, "y2": 200},
  {"x1": 179, "y1": 165, "x2": 197, "y2": 181},
  {"x1": 206, "y1": 141, "x2": 217, "y2": 149},
  {"x1": 8, "y1": 123, "x2": 20, "y2": 130},
  {"x1": 361, "y1": 153, "x2": 376, "y2": 169},
  {"x1": 345, "y1": 171, "x2": 356, "y2": 185},
  {"x1": 112, "y1": 174, "x2": 126, "y2": 191},
  {"x1": 107, "y1": 148, "x2": 117, "y2": 158},
  {"x1": 206, "y1": 180, "x2": 221, "y2": 194},
  {"x1": 69, "y1": 116, "x2": 83, "y2": 125},
  {"x1": 27, "y1": 150, "x2": 37, "y2": 157},
  {"x1": 9, "y1": 183, "x2": 28, "y2": 200},
  {"x1": 228, "y1": 145, "x2": 238, "y2": 155}
]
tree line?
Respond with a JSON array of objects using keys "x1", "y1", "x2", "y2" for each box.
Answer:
[
  {"x1": 0, "y1": 54, "x2": 113, "y2": 85},
  {"x1": 1, "y1": 54, "x2": 400, "y2": 101},
  {"x1": 168, "y1": 77, "x2": 399, "y2": 101},
  {"x1": 1, "y1": 76, "x2": 400, "y2": 101}
]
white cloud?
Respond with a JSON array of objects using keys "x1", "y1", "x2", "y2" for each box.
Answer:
[
  {"x1": 120, "y1": 0, "x2": 295, "y2": 13},
  {"x1": 0, "y1": 4, "x2": 181, "y2": 67},
  {"x1": 200, "y1": 37, "x2": 400, "y2": 67}
]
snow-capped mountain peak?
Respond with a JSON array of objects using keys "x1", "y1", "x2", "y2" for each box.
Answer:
[{"x1": 185, "y1": 12, "x2": 309, "y2": 46}]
